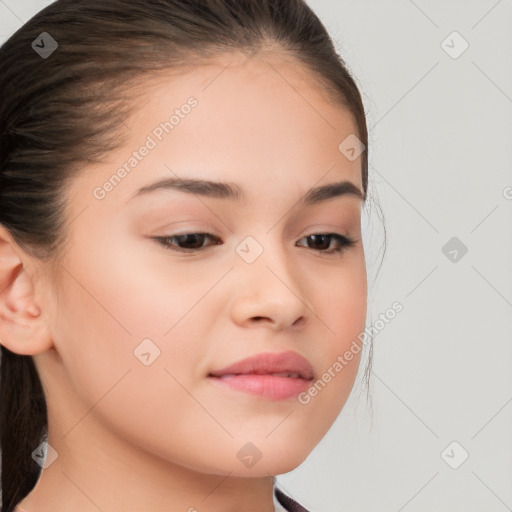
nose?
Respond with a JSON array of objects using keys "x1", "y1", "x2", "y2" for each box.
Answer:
[{"x1": 229, "y1": 239, "x2": 311, "y2": 331}]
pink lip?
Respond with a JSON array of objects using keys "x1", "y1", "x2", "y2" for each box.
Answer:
[{"x1": 208, "y1": 351, "x2": 314, "y2": 400}]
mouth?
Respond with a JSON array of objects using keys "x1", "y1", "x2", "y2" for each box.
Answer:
[{"x1": 207, "y1": 351, "x2": 314, "y2": 400}]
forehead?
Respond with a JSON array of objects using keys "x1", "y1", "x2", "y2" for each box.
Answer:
[
  {"x1": 67, "y1": 51, "x2": 363, "y2": 214},
  {"x1": 141, "y1": 50, "x2": 357, "y2": 131}
]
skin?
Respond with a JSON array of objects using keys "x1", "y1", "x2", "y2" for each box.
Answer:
[{"x1": 0, "y1": 50, "x2": 367, "y2": 512}]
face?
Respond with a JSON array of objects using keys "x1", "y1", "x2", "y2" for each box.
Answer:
[{"x1": 34, "y1": 51, "x2": 367, "y2": 477}]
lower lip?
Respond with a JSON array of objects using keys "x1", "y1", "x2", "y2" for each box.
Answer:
[{"x1": 208, "y1": 374, "x2": 313, "y2": 400}]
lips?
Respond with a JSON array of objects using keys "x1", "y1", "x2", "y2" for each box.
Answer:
[
  {"x1": 207, "y1": 351, "x2": 314, "y2": 400},
  {"x1": 208, "y1": 351, "x2": 314, "y2": 380}
]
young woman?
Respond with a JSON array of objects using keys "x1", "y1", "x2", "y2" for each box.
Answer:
[{"x1": 0, "y1": 1, "x2": 376, "y2": 510}]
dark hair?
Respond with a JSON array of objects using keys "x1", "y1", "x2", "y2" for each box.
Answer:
[{"x1": 0, "y1": 1, "x2": 376, "y2": 510}]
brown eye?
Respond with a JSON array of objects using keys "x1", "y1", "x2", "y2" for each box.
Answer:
[
  {"x1": 153, "y1": 233, "x2": 222, "y2": 252},
  {"x1": 151, "y1": 232, "x2": 356, "y2": 255},
  {"x1": 297, "y1": 233, "x2": 356, "y2": 255}
]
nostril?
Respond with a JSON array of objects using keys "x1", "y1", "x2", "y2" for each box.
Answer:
[{"x1": 292, "y1": 316, "x2": 306, "y2": 327}]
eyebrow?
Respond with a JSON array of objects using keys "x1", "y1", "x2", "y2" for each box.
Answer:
[{"x1": 129, "y1": 177, "x2": 365, "y2": 205}]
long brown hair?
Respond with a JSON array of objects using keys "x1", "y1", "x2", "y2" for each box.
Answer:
[{"x1": 0, "y1": 1, "x2": 374, "y2": 510}]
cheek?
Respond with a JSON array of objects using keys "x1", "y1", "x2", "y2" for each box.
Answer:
[
  {"x1": 301, "y1": 253, "x2": 367, "y2": 411},
  {"x1": 310, "y1": 251, "x2": 367, "y2": 351},
  {"x1": 48, "y1": 260, "x2": 227, "y2": 467},
  {"x1": 51, "y1": 249, "x2": 220, "y2": 390}
]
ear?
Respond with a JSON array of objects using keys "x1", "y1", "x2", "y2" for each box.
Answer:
[{"x1": 0, "y1": 224, "x2": 54, "y2": 355}]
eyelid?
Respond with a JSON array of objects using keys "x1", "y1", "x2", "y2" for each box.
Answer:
[{"x1": 152, "y1": 230, "x2": 357, "y2": 256}]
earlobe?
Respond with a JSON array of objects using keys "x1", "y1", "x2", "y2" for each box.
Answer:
[{"x1": 0, "y1": 224, "x2": 53, "y2": 356}]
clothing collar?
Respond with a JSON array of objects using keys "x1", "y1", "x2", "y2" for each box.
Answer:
[{"x1": 273, "y1": 484, "x2": 311, "y2": 512}]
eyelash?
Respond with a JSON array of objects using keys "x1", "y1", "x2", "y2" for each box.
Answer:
[{"x1": 152, "y1": 232, "x2": 357, "y2": 255}]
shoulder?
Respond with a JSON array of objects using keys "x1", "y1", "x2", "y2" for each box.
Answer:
[{"x1": 274, "y1": 485, "x2": 312, "y2": 512}]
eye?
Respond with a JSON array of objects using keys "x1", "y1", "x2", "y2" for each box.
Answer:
[
  {"x1": 153, "y1": 233, "x2": 222, "y2": 252},
  {"x1": 296, "y1": 233, "x2": 357, "y2": 255},
  {"x1": 152, "y1": 232, "x2": 356, "y2": 255}
]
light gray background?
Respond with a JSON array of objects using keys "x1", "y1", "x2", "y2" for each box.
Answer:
[{"x1": 1, "y1": 1, "x2": 511, "y2": 511}]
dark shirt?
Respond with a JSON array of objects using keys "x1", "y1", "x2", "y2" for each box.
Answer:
[{"x1": 274, "y1": 486, "x2": 311, "y2": 512}]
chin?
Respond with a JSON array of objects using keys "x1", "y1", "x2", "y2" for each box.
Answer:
[
  {"x1": 182, "y1": 435, "x2": 316, "y2": 478},
  {"x1": 241, "y1": 438, "x2": 316, "y2": 477},
  {"x1": 223, "y1": 454, "x2": 311, "y2": 478},
  {"x1": 266, "y1": 453, "x2": 311, "y2": 476}
]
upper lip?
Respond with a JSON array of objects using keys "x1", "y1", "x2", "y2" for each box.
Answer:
[{"x1": 208, "y1": 351, "x2": 314, "y2": 380}]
